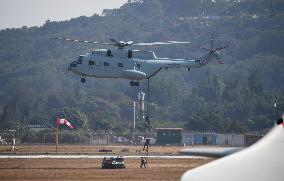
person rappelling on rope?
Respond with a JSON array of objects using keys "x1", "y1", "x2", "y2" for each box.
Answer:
[
  {"x1": 144, "y1": 78, "x2": 152, "y2": 132},
  {"x1": 143, "y1": 138, "x2": 151, "y2": 153},
  {"x1": 144, "y1": 115, "x2": 152, "y2": 132}
]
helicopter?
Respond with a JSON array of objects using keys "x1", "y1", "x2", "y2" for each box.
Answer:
[{"x1": 55, "y1": 36, "x2": 227, "y2": 86}]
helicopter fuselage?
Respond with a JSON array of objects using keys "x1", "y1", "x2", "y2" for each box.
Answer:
[{"x1": 68, "y1": 49, "x2": 218, "y2": 81}]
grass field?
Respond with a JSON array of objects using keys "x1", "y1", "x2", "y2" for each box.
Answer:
[{"x1": 0, "y1": 145, "x2": 214, "y2": 181}]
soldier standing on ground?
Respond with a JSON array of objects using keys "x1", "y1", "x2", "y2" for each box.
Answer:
[{"x1": 140, "y1": 157, "x2": 147, "y2": 168}]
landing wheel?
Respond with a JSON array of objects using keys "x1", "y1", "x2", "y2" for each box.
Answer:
[{"x1": 81, "y1": 78, "x2": 86, "y2": 83}]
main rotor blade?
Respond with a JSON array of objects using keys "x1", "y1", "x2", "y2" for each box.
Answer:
[
  {"x1": 134, "y1": 42, "x2": 171, "y2": 46},
  {"x1": 133, "y1": 41, "x2": 191, "y2": 46},
  {"x1": 54, "y1": 37, "x2": 112, "y2": 45},
  {"x1": 214, "y1": 44, "x2": 229, "y2": 51},
  {"x1": 167, "y1": 41, "x2": 191, "y2": 44},
  {"x1": 54, "y1": 37, "x2": 193, "y2": 48},
  {"x1": 109, "y1": 38, "x2": 119, "y2": 43},
  {"x1": 127, "y1": 41, "x2": 134, "y2": 45},
  {"x1": 200, "y1": 46, "x2": 211, "y2": 51}
]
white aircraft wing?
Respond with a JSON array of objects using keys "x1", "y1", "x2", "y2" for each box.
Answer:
[
  {"x1": 181, "y1": 123, "x2": 284, "y2": 181},
  {"x1": 179, "y1": 147, "x2": 243, "y2": 158}
]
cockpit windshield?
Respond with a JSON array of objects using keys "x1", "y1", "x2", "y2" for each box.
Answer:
[{"x1": 73, "y1": 56, "x2": 83, "y2": 64}]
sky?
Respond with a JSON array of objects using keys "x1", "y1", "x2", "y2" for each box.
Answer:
[{"x1": 0, "y1": 0, "x2": 128, "y2": 30}]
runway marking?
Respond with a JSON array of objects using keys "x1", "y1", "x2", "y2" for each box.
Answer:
[{"x1": 0, "y1": 155, "x2": 208, "y2": 159}]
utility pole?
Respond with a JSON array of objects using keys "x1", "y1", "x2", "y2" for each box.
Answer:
[
  {"x1": 138, "y1": 92, "x2": 145, "y2": 120},
  {"x1": 273, "y1": 101, "x2": 277, "y2": 122},
  {"x1": 132, "y1": 101, "x2": 136, "y2": 142},
  {"x1": 56, "y1": 124, "x2": 58, "y2": 151},
  {"x1": 9, "y1": 130, "x2": 16, "y2": 152}
]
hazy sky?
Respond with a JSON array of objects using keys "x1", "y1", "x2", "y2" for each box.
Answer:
[{"x1": 0, "y1": 0, "x2": 127, "y2": 30}]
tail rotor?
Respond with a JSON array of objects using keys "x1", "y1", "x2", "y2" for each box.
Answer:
[{"x1": 197, "y1": 34, "x2": 228, "y2": 64}]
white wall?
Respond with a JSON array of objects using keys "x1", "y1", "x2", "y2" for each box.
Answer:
[{"x1": 216, "y1": 134, "x2": 244, "y2": 146}]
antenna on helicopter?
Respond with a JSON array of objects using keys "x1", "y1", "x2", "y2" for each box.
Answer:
[{"x1": 210, "y1": 34, "x2": 214, "y2": 50}]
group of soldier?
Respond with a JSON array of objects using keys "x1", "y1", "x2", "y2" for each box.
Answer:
[
  {"x1": 140, "y1": 138, "x2": 151, "y2": 168},
  {"x1": 139, "y1": 114, "x2": 152, "y2": 168}
]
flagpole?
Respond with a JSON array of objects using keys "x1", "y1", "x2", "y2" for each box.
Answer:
[
  {"x1": 273, "y1": 102, "x2": 277, "y2": 122},
  {"x1": 56, "y1": 124, "x2": 58, "y2": 151}
]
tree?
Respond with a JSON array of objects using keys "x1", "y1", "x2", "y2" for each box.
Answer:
[
  {"x1": 248, "y1": 69, "x2": 264, "y2": 96},
  {"x1": 88, "y1": 119, "x2": 112, "y2": 131},
  {"x1": 0, "y1": 0, "x2": 283, "y2": 134}
]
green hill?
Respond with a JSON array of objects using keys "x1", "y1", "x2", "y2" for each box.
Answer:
[{"x1": 0, "y1": 0, "x2": 283, "y2": 134}]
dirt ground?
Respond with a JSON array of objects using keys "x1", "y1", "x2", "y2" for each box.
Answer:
[
  {"x1": 0, "y1": 145, "x2": 214, "y2": 181},
  {"x1": 0, "y1": 158, "x2": 212, "y2": 181}
]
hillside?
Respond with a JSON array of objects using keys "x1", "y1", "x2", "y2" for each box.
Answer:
[{"x1": 0, "y1": 0, "x2": 283, "y2": 134}]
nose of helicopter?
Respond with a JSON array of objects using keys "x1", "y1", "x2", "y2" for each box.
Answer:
[
  {"x1": 68, "y1": 62, "x2": 77, "y2": 71},
  {"x1": 67, "y1": 64, "x2": 72, "y2": 72}
]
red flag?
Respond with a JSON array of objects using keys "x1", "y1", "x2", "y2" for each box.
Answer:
[{"x1": 56, "y1": 118, "x2": 74, "y2": 129}]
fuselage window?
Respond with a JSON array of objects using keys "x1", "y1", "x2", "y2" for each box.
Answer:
[
  {"x1": 195, "y1": 59, "x2": 201, "y2": 63},
  {"x1": 128, "y1": 50, "x2": 132, "y2": 59},
  {"x1": 106, "y1": 50, "x2": 113, "y2": 57},
  {"x1": 88, "y1": 60, "x2": 95, "y2": 65},
  {"x1": 118, "y1": 63, "x2": 124, "y2": 67},
  {"x1": 104, "y1": 62, "x2": 109, "y2": 66}
]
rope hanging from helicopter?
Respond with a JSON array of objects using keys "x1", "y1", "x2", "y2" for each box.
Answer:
[
  {"x1": 145, "y1": 78, "x2": 152, "y2": 133},
  {"x1": 142, "y1": 78, "x2": 152, "y2": 156}
]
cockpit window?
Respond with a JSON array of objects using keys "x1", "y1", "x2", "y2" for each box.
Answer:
[
  {"x1": 88, "y1": 60, "x2": 95, "y2": 65},
  {"x1": 76, "y1": 56, "x2": 83, "y2": 64}
]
